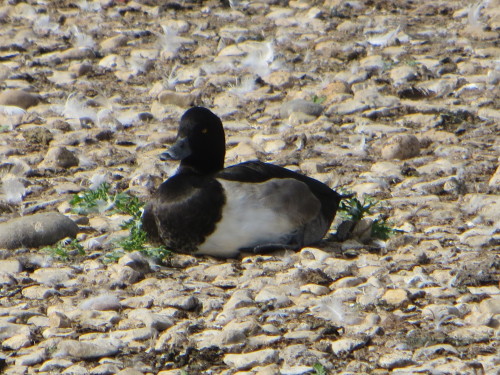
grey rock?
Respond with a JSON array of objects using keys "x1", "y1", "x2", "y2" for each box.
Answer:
[
  {"x1": 62, "y1": 364, "x2": 90, "y2": 375},
  {"x1": 89, "y1": 363, "x2": 121, "y2": 375},
  {"x1": 0, "y1": 259, "x2": 23, "y2": 273},
  {"x1": 39, "y1": 358, "x2": 74, "y2": 372},
  {"x1": 118, "y1": 251, "x2": 151, "y2": 275},
  {"x1": 382, "y1": 134, "x2": 420, "y2": 160},
  {"x1": 55, "y1": 339, "x2": 120, "y2": 360},
  {"x1": 22, "y1": 127, "x2": 53, "y2": 145},
  {"x1": 224, "y1": 348, "x2": 279, "y2": 370},
  {"x1": 14, "y1": 349, "x2": 46, "y2": 366},
  {"x1": 280, "y1": 99, "x2": 324, "y2": 118},
  {"x1": 42, "y1": 147, "x2": 79, "y2": 169},
  {"x1": 378, "y1": 351, "x2": 415, "y2": 369},
  {"x1": 0, "y1": 212, "x2": 79, "y2": 249},
  {"x1": 0, "y1": 89, "x2": 41, "y2": 109}
]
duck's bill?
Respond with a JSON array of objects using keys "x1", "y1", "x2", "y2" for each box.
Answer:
[{"x1": 160, "y1": 137, "x2": 191, "y2": 161}]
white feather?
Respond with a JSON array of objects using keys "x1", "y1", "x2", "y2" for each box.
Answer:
[
  {"x1": 228, "y1": 76, "x2": 255, "y2": 96},
  {"x1": 72, "y1": 26, "x2": 96, "y2": 50},
  {"x1": 2, "y1": 175, "x2": 26, "y2": 204},
  {"x1": 0, "y1": 105, "x2": 26, "y2": 116},
  {"x1": 367, "y1": 26, "x2": 400, "y2": 47},
  {"x1": 62, "y1": 93, "x2": 96, "y2": 122}
]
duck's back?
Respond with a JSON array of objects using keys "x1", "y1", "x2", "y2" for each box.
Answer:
[{"x1": 217, "y1": 160, "x2": 341, "y2": 225}]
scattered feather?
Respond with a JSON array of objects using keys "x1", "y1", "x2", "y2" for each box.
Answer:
[
  {"x1": 468, "y1": 1, "x2": 486, "y2": 28},
  {"x1": 0, "y1": 105, "x2": 27, "y2": 116},
  {"x1": 1, "y1": 175, "x2": 26, "y2": 204},
  {"x1": 228, "y1": 76, "x2": 256, "y2": 96},
  {"x1": 90, "y1": 173, "x2": 108, "y2": 191},
  {"x1": 158, "y1": 25, "x2": 184, "y2": 57},
  {"x1": 77, "y1": 0, "x2": 102, "y2": 12},
  {"x1": 242, "y1": 41, "x2": 275, "y2": 77},
  {"x1": 367, "y1": 26, "x2": 400, "y2": 47},
  {"x1": 72, "y1": 26, "x2": 96, "y2": 50},
  {"x1": 311, "y1": 296, "x2": 362, "y2": 325},
  {"x1": 62, "y1": 93, "x2": 96, "y2": 123},
  {"x1": 33, "y1": 15, "x2": 60, "y2": 36},
  {"x1": 82, "y1": 234, "x2": 109, "y2": 250}
]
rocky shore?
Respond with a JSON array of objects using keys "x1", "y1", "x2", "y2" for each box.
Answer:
[{"x1": 0, "y1": 0, "x2": 499, "y2": 374}]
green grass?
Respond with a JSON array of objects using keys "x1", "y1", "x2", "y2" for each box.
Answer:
[
  {"x1": 311, "y1": 95, "x2": 327, "y2": 105},
  {"x1": 338, "y1": 192, "x2": 396, "y2": 241},
  {"x1": 70, "y1": 182, "x2": 170, "y2": 262},
  {"x1": 42, "y1": 238, "x2": 85, "y2": 261},
  {"x1": 313, "y1": 362, "x2": 327, "y2": 375}
]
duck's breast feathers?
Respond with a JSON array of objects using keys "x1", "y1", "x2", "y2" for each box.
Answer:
[{"x1": 142, "y1": 174, "x2": 225, "y2": 253}]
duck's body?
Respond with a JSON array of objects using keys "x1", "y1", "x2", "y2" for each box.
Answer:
[{"x1": 142, "y1": 107, "x2": 341, "y2": 258}]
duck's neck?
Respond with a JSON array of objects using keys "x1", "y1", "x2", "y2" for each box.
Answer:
[{"x1": 178, "y1": 157, "x2": 224, "y2": 175}]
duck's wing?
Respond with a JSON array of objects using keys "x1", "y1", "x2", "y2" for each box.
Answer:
[{"x1": 217, "y1": 160, "x2": 341, "y2": 225}]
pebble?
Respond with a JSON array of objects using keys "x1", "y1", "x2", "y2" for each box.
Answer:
[
  {"x1": 280, "y1": 99, "x2": 324, "y2": 118},
  {"x1": 381, "y1": 135, "x2": 420, "y2": 160},
  {"x1": 0, "y1": 212, "x2": 79, "y2": 249},
  {"x1": 0, "y1": 89, "x2": 41, "y2": 109},
  {"x1": 41, "y1": 147, "x2": 79, "y2": 169},
  {"x1": 224, "y1": 348, "x2": 279, "y2": 370},
  {"x1": 55, "y1": 339, "x2": 120, "y2": 360}
]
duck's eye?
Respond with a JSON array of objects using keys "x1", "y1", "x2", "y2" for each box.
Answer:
[{"x1": 201, "y1": 128, "x2": 208, "y2": 134}]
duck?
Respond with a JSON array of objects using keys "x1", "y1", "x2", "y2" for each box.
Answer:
[{"x1": 142, "y1": 106, "x2": 342, "y2": 258}]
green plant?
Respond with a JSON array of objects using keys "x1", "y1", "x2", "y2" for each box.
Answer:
[
  {"x1": 70, "y1": 182, "x2": 113, "y2": 214},
  {"x1": 43, "y1": 238, "x2": 85, "y2": 261},
  {"x1": 311, "y1": 95, "x2": 326, "y2": 105},
  {"x1": 70, "y1": 182, "x2": 170, "y2": 262},
  {"x1": 313, "y1": 362, "x2": 327, "y2": 375},
  {"x1": 338, "y1": 192, "x2": 396, "y2": 241},
  {"x1": 0, "y1": 125, "x2": 10, "y2": 133}
]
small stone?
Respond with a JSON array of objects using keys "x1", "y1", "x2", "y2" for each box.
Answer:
[
  {"x1": 100, "y1": 34, "x2": 129, "y2": 52},
  {"x1": 62, "y1": 364, "x2": 90, "y2": 375},
  {"x1": 118, "y1": 251, "x2": 151, "y2": 275},
  {"x1": 382, "y1": 134, "x2": 420, "y2": 160},
  {"x1": 49, "y1": 311, "x2": 72, "y2": 328},
  {"x1": 413, "y1": 344, "x2": 458, "y2": 360},
  {"x1": 381, "y1": 288, "x2": 409, "y2": 306},
  {"x1": 56, "y1": 339, "x2": 120, "y2": 360},
  {"x1": 329, "y1": 338, "x2": 366, "y2": 355},
  {"x1": 489, "y1": 165, "x2": 500, "y2": 189},
  {"x1": 379, "y1": 351, "x2": 415, "y2": 369},
  {"x1": 42, "y1": 147, "x2": 79, "y2": 169},
  {"x1": 22, "y1": 285, "x2": 57, "y2": 299},
  {"x1": 0, "y1": 89, "x2": 41, "y2": 109},
  {"x1": 224, "y1": 348, "x2": 279, "y2": 370},
  {"x1": 39, "y1": 358, "x2": 74, "y2": 372},
  {"x1": 158, "y1": 90, "x2": 197, "y2": 107},
  {"x1": 22, "y1": 127, "x2": 53, "y2": 145},
  {"x1": 0, "y1": 212, "x2": 79, "y2": 249},
  {"x1": 2, "y1": 333, "x2": 31, "y2": 349},
  {"x1": 14, "y1": 349, "x2": 46, "y2": 366},
  {"x1": 280, "y1": 99, "x2": 324, "y2": 118},
  {"x1": 0, "y1": 259, "x2": 23, "y2": 273}
]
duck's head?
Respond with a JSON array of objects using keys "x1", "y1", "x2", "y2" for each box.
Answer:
[{"x1": 161, "y1": 107, "x2": 226, "y2": 175}]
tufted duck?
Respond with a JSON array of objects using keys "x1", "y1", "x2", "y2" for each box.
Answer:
[{"x1": 142, "y1": 107, "x2": 342, "y2": 257}]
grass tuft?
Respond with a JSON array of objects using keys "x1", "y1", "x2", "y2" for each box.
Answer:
[
  {"x1": 70, "y1": 182, "x2": 170, "y2": 262},
  {"x1": 338, "y1": 192, "x2": 396, "y2": 241}
]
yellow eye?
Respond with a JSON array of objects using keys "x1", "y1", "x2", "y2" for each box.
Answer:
[{"x1": 201, "y1": 128, "x2": 208, "y2": 134}]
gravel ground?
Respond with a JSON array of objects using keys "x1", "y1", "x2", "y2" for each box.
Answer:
[{"x1": 0, "y1": 0, "x2": 499, "y2": 374}]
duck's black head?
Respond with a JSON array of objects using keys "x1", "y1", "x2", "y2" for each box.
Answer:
[{"x1": 161, "y1": 107, "x2": 226, "y2": 175}]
